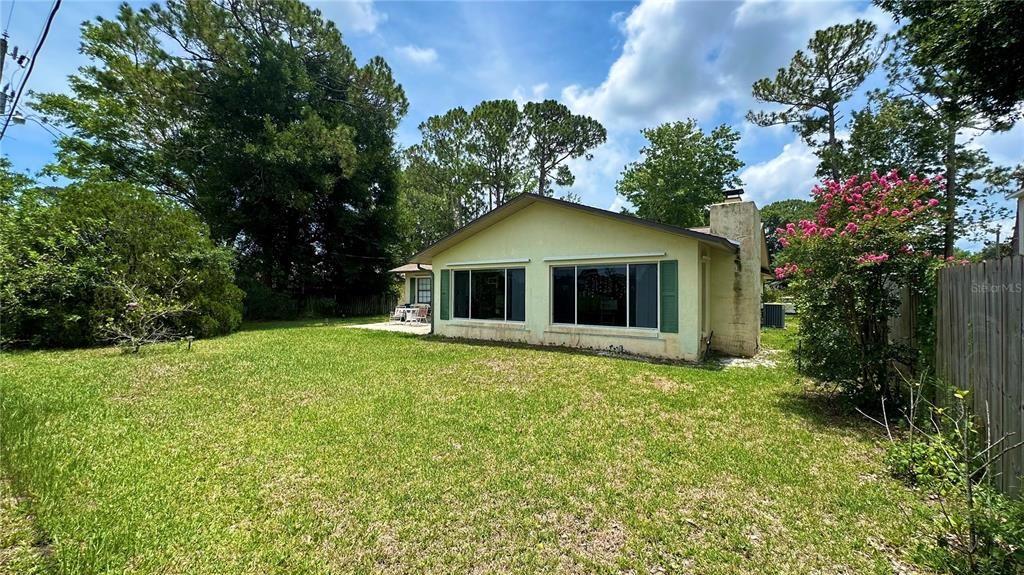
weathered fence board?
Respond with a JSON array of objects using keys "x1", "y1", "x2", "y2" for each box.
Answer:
[
  {"x1": 936, "y1": 256, "x2": 1024, "y2": 497},
  {"x1": 334, "y1": 293, "x2": 399, "y2": 317}
]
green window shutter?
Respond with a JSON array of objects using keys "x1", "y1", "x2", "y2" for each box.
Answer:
[
  {"x1": 439, "y1": 270, "x2": 450, "y2": 320},
  {"x1": 660, "y1": 260, "x2": 678, "y2": 333},
  {"x1": 409, "y1": 277, "x2": 416, "y2": 303}
]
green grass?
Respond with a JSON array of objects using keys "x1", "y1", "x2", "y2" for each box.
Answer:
[{"x1": 1, "y1": 319, "x2": 931, "y2": 574}]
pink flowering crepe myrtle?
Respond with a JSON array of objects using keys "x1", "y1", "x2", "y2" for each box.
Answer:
[{"x1": 772, "y1": 170, "x2": 965, "y2": 279}]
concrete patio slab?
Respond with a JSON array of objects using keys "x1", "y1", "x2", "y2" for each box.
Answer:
[{"x1": 348, "y1": 321, "x2": 431, "y2": 335}]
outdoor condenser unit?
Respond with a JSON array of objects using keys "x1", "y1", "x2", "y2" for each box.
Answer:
[{"x1": 762, "y1": 303, "x2": 785, "y2": 329}]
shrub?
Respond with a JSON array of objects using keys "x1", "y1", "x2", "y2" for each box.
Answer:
[
  {"x1": 239, "y1": 281, "x2": 299, "y2": 321},
  {"x1": 775, "y1": 170, "x2": 959, "y2": 405},
  {"x1": 879, "y1": 385, "x2": 1024, "y2": 574},
  {"x1": 0, "y1": 173, "x2": 243, "y2": 348},
  {"x1": 301, "y1": 296, "x2": 338, "y2": 318}
]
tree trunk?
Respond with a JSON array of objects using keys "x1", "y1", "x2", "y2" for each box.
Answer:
[
  {"x1": 827, "y1": 105, "x2": 840, "y2": 182},
  {"x1": 537, "y1": 161, "x2": 547, "y2": 196},
  {"x1": 943, "y1": 129, "x2": 958, "y2": 258}
]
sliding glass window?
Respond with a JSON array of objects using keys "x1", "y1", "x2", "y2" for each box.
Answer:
[
  {"x1": 451, "y1": 268, "x2": 526, "y2": 321},
  {"x1": 551, "y1": 263, "x2": 658, "y2": 329}
]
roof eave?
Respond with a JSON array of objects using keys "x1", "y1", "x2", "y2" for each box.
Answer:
[{"x1": 408, "y1": 193, "x2": 741, "y2": 263}]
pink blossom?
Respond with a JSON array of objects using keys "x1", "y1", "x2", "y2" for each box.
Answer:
[
  {"x1": 856, "y1": 252, "x2": 890, "y2": 265},
  {"x1": 927, "y1": 198, "x2": 940, "y2": 207},
  {"x1": 774, "y1": 262, "x2": 800, "y2": 280},
  {"x1": 844, "y1": 222, "x2": 859, "y2": 234}
]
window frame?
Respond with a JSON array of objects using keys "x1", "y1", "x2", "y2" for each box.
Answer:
[
  {"x1": 449, "y1": 266, "x2": 527, "y2": 323},
  {"x1": 549, "y1": 262, "x2": 660, "y2": 331},
  {"x1": 415, "y1": 276, "x2": 432, "y2": 304}
]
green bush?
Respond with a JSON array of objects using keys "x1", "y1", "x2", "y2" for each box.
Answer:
[
  {"x1": 912, "y1": 486, "x2": 1024, "y2": 575},
  {"x1": 301, "y1": 296, "x2": 337, "y2": 318},
  {"x1": 239, "y1": 281, "x2": 299, "y2": 321},
  {"x1": 0, "y1": 170, "x2": 243, "y2": 348},
  {"x1": 885, "y1": 434, "x2": 961, "y2": 492},
  {"x1": 882, "y1": 387, "x2": 1024, "y2": 574}
]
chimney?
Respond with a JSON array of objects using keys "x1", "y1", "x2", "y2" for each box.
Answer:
[{"x1": 708, "y1": 200, "x2": 764, "y2": 357}]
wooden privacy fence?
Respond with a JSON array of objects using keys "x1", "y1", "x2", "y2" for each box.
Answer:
[
  {"x1": 935, "y1": 256, "x2": 1024, "y2": 497},
  {"x1": 335, "y1": 293, "x2": 399, "y2": 317}
]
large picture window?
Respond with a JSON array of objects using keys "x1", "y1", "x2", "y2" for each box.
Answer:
[
  {"x1": 551, "y1": 263, "x2": 658, "y2": 329},
  {"x1": 451, "y1": 268, "x2": 526, "y2": 321}
]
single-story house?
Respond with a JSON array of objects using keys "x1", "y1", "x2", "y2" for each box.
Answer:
[
  {"x1": 391, "y1": 263, "x2": 433, "y2": 306},
  {"x1": 395, "y1": 193, "x2": 769, "y2": 361}
]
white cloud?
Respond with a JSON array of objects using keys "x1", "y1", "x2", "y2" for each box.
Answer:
[
  {"x1": 315, "y1": 0, "x2": 386, "y2": 34},
  {"x1": 561, "y1": 0, "x2": 734, "y2": 130},
  {"x1": 608, "y1": 196, "x2": 631, "y2": 213},
  {"x1": 969, "y1": 123, "x2": 1024, "y2": 168},
  {"x1": 395, "y1": 44, "x2": 439, "y2": 65},
  {"x1": 556, "y1": 138, "x2": 632, "y2": 206},
  {"x1": 738, "y1": 136, "x2": 820, "y2": 206},
  {"x1": 561, "y1": 0, "x2": 893, "y2": 131},
  {"x1": 512, "y1": 82, "x2": 551, "y2": 104}
]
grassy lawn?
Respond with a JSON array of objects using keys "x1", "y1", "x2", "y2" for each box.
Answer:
[{"x1": 1, "y1": 319, "x2": 931, "y2": 574}]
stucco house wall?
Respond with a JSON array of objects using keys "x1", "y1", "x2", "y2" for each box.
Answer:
[
  {"x1": 406, "y1": 194, "x2": 765, "y2": 361},
  {"x1": 429, "y1": 201, "x2": 720, "y2": 360}
]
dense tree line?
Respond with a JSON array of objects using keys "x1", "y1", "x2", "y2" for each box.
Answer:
[{"x1": 34, "y1": 0, "x2": 409, "y2": 320}]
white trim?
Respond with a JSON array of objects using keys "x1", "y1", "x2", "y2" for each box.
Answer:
[
  {"x1": 543, "y1": 252, "x2": 665, "y2": 262},
  {"x1": 447, "y1": 258, "x2": 530, "y2": 267},
  {"x1": 544, "y1": 325, "x2": 660, "y2": 340},
  {"x1": 449, "y1": 319, "x2": 528, "y2": 328}
]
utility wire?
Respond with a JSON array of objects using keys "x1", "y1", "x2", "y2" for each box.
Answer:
[{"x1": 0, "y1": 0, "x2": 59, "y2": 141}]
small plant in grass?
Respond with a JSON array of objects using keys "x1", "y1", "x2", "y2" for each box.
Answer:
[
  {"x1": 97, "y1": 278, "x2": 193, "y2": 353},
  {"x1": 866, "y1": 380, "x2": 1024, "y2": 574}
]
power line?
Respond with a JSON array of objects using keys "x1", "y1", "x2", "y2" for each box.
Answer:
[{"x1": 0, "y1": 0, "x2": 59, "y2": 141}]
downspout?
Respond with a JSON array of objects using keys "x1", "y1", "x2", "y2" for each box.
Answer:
[{"x1": 417, "y1": 264, "x2": 434, "y2": 334}]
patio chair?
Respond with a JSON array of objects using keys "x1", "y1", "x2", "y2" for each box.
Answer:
[
  {"x1": 391, "y1": 305, "x2": 406, "y2": 322},
  {"x1": 414, "y1": 305, "x2": 430, "y2": 324}
]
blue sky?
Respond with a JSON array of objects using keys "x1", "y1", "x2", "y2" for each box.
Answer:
[{"x1": 2, "y1": 0, "x2": 1020, "y2": 248}]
